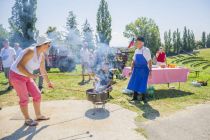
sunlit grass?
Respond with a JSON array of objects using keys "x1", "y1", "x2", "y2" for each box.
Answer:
[{"x1": 0, "y1": 48, "x2": 210, "y2": 124}]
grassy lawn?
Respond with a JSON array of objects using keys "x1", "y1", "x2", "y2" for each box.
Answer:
[{"x1": 0, "y1": 49, "x2": 210, "y2": 124}]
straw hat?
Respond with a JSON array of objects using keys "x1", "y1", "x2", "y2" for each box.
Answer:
[{"x1": 36, "y1": 35, "x2": 51, "y2": 46}]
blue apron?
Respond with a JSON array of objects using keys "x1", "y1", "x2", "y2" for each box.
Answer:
[{"x1": 127, "y1": 51, "x2": 149, "y2": 94}]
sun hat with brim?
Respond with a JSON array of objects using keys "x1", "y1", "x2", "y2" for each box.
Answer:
[{"x1": 36, "y1": 35, "x2": 51, "y2": 46}]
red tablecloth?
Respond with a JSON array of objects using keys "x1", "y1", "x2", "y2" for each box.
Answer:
[{"x1": 122, "y1": 67, "x2": 189, "y2": 84}]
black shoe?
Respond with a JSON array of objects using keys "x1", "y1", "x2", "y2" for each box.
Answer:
[
  {"x1": 79, "y1": 80, "x2": 85, "y2": 85},
  {"x1": 38, "y1": 86, "x2": 43, "y2": 90},
  {"x1": 129, "y1": 98, "x2": 139, "y2": 103},
  {"x1": 7, "y1": 86, "x2": 13, "y2": 91},
  {"x1": 131, "y1": 98, "x2": 138, "y2": 101},
  {"x1": 142, "y1": 94, "x2": 148, "y2": 104}
]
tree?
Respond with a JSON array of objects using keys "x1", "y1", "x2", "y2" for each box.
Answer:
[
  {"x1": 9, "y1": 0, "x2": 37, "y2": 48},
  {"x1": 0, "y1": 25, "x2": 9, "y2": 49},
  {"x1": 65, "y1": 11, "x2": 81, "y2": 56},
  {"x1": 182, "y1": 26, "x2": 188, "y2": 52},
  {"x1": 96, "y1": 0, "x2": 112, "y2": 45},
  {"x1": 201, "y1": 32, "x2": 206, "y2": 48},
  {"x1": 82, "y1": 19, "x2": 95, "y2": 49},
  {"x1": 172, "y1": 30, "x2": 177, "y2": 54},
  {"x1": 195, "y1": 41, "x2": 203, "y2": 49},
  {"x1": 124, "y1": 17, "x2": 161, "y2": 54},
  {"x1": 176, "y1": 29, "x2": 182, "y2": 54},
  {"x1": 46, "y1": 26, "x2": 62, "y2": 46},
  {"x1": 164, "y1": 30, "x2": 172, "y2": 54},
  {"x1": 46, "y1": 26, "x2": 57, "y2": 34},
  {"x1": 188, "y1": 30, "x2": 196, "y2": 50},
  {"x1": 66, "y1": 11, "x2": 78, "y2": 30},
  {"x1": 206, "y1": 33, "x2": 210, "y2": 48}
]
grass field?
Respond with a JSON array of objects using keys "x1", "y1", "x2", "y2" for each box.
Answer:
[{"x1": 0, "y1": 49, "x2": 210, "y2": 124}]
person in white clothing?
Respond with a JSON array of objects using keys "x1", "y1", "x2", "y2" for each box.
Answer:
[
  {"x1": 0, "y1": 39, "x2": 16, "y2": 90},
  {"x1": 14, "y1": 42, "x2": 23, "y2": 58},
  {"x1": 9, "y1": 35, "x2": 54, "y2": 126},
  {"x1": 80, "y1": 42, "x2": 91, "y2": 84}
]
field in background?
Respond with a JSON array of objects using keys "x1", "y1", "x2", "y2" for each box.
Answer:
[{"x1": 0, "y1": 49, "x2": 210, "y2": 123}]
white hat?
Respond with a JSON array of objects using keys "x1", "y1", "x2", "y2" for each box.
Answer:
[{"x1": 36, "y1": 35, "x2": 51, "y2": 46}]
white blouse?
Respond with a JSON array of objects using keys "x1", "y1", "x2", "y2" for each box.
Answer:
[{"x1": 11, "y1": 46, "x2": 43, "y2": 76}]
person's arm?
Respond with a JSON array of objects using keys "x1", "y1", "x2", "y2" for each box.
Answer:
[
  {"x1": 39, "y1": 55, "x2": 53, "y2": 88},
  {"x1": 131, "y1": 60, "x2": 134, "y2": 71},
  {"x1": 156, "y1": 51, "x2": 160, "y2": 58},
  {"x1": 164, "y1": 53, "x2": 167, "y2": 64},
  {"x1": 129, "y1": 51, "x2": 136, "y2": 75},
  {"x1": 17, "y1": 49, "x2": 37, "y2": 78},
  {"x1": 12, "y1": 49, "x2": 16, "y2": 61},
  {"x1": 149, "y1": 60, "x2": 152, "y2": 71},
  {"x1": 147, "y1": 49, "x2": 152, "y2": 77},
  {"x1": 129, "y1": 60, "x2": 134, "y2": 76}
]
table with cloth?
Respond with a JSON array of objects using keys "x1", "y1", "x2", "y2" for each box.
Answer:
[{"x1": 122, "y1": 67, "x2": 189, "y2": 88}]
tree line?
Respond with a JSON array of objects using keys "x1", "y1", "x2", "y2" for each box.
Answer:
[
  {"x1": 0, "y1": 0, "x2": 210, "y2": 54},
  {"x1": 0, "y1": 0, "x2": 112, "y2": 49}
]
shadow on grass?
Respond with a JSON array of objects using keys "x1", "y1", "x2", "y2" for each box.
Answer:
[
  {"x1": 150, "y1": 89, "x2": 194, "y2": 101},
  {"x1": 125, "y1": 89, "x2": 194, "y2": 120},
  {"x1": 0, "y1": 89, "x2": 10, "y2": 96},
  {"x1": 135, "y1": 102, "x2": 160, "y2": 120},
  {"x1": 1, "y1": 124, "x2": 49, "y2": 140}
]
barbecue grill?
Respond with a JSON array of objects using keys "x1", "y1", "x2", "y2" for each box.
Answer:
[{"x1": 86, "y1": 86, "x2": 112, "y2": 114}]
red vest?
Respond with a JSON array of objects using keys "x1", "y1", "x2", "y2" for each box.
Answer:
[{"x1": 156, "y1": 52, "x2": 166, "y2": 62}]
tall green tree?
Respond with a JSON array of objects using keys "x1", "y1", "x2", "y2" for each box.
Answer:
[
  {"x1": 176, "y1": 29, "x2": 182, "y2": 54},
  {"x1": 66, "y1": 11, "x2": 81, "y2": 55},
  {"x1": 189, "y1": 30, "x2": 196, "y2": 50},
  {"x1": 9, "y1": 0, "x2": 37, "y2": 48},
  {"x1": 182, "y1": 26, "x2": 188, "y2": 52},
  {"x1": 82, "y1": 19, "x2": 95, "y2": 49},
  {"x1": 172, "y1": 30, "x2": 177, "y2": 54},
  {"x1": 164, "y1": 30, "x2": 172, "y2": 54},
  {"x1": 66, "y1": 11, "x2": 78, "y2": 30},
  {"x1": 187, "y1": 29, "x2": 191, "y2": 51},
  {"x1": 206, "y1": 33, "x2": 210, "y2": 48},
  {"x1": 96, "y1": 0, "x2": 112, "y2": 45},
  {"x1": 124, "y1": 17, "x2": 161, "y2": 54},
  {"x1": 201, "y1": 32, "x2": 206, "y2": 48}
]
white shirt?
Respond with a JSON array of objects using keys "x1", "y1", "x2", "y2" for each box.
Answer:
[
  {"x1": 80, "y1": 48, "x2": 90, "y2": 63},
  {"x1": 11, "y1": 46, "x2": 43, "y2": 76},
  {"x1": 0, "y1": 46, "x2": 16, "y2": 68},
  {"x1": 132, "y1": 46, "x2": 151, "y2": 62},
  {"x1": 15, "y1": 47, "x2": 23, "y2": 58}
]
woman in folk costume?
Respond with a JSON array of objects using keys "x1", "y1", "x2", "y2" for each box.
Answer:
[{"x1": 127, "y1": 36, "x2": 152, "y2": 104}]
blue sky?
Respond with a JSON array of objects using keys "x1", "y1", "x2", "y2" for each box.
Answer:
[{"x1": 0, "y1": 0, "x2": 210, "y2": 47}]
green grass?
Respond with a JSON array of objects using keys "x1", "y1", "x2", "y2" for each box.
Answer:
[{"x1": 0, "y1": 48, "x2": 210, "y2": 137}]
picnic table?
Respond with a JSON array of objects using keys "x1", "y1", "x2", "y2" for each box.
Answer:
[{"x1": 123, "y1": 67, "x2": 190, "y2": 88}]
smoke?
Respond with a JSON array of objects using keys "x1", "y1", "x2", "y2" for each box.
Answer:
[{"x1": 47, "y1": 29, "x2": 118, "y2": 91}]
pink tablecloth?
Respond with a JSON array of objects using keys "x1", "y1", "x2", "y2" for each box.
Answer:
[{"x1": 122, "y1": 67, "x2": 189, "y2": 84}]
